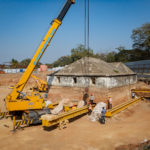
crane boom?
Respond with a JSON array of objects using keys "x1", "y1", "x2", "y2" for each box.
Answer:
[
  {"x1": 5, "y1": 0, "x2": 75, "y2": 111},
  {"x1": 31, "y1": 75, "x2": 48, "y2": 92},
  {"x1": 7, "y1": 0, "x2": 75, "y2": 101}
]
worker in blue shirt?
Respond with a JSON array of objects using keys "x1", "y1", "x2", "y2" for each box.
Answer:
[{"x1": 100, "y1": 107, "x2": 106, "y2": 124}]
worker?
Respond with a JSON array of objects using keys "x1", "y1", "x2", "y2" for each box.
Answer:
[
  {"x1": 44, "y1": 93, "x2": 48, "y2": 99},
  {"x1": 100, "y1": 107, "x2": 106, "y2": 124},
  {"x1": 72, "y1": 104, "x2": 77, "y2": 110},
  {"x1": 89, "y1": 93, "x2": 95, "y2": 104},
  {"x1": 108, "y1": 96, "x2": 112, "y2": 109},
  {"x1": 131, "y1": 92, "x2": 135, "y2": 99},
  {"x1": 88, "y1": 103, "x2": 93, "y2": 115},
  {"x1": 83, "y1": 92, "x2": 89, "y2": 105}
]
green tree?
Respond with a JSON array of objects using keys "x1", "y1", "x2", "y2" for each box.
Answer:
[
  {"x1": 115, "y1": 46, "x2": 130, "y2": 62},
  {"x1": 50, "y1": 44, "x2": 95, "y2": 67},
  {"x1": 131, "y1": 23, "x2": 150, "y2": 56},
  {"x1": 46, "y1": 63, "x2": 53, "y2": 68},
  {"x1": 115, "y1": 45, "x2": 149, "y2": 62},
  {"x1": 53, "y1": 56, "x2": 72, "y2": 67},
  {"x1": 20, "y1": 58, "x2": 42, "y2": 68},
  {"x1": 94, "y1": 53, "x2": 107, "y2": 61},
  {"x1": 130, "y1": 48, "x2": 148, "y2": 61},
  {"x1": 106, "y1": 51, "x2": 116, "y2": 62},
  {"x1": 71, "y1": 44, "x2": 94, "y2": 62},
  {"x1": 10, "y1": 58, "x2": 19, "y2": 68},
  {"x1": 20, "y1": 58, "x2": 31, "y2": 68}
]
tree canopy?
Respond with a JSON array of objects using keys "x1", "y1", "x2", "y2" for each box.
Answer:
[
  {"x1": 9, "y1": 58, "x2": 42, "y2": 68},
  {"x1": 10, "y1": 58, "x2": 19, "y2": 68},
  {"x1": 3, "y1": 22, "x2": 150, "y2": 69},
  {"x1": 49, "y1": 23, "x2": 150, "y2": 67},
  {"x1": 20, "y1": 58, "x2": 31, "y2": 67},
  {"x1": 71, "y1": 44, "x2": 94, "y2": 62},
  {"x1": 132, "y1": 23, "x2": 150, "y2": 52},
  {"x1": 51, "y1": 44, "x2": 95, "y2": 67}
]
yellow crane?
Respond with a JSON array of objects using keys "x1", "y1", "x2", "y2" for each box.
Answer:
[
  {"x1": 1, "y1": 0, "x2": 75, "y2": 127},
  {"x1": 31, "y1": 75, "x2": 48, "y2": 92}
]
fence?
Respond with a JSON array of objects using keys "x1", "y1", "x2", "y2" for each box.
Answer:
[
  {"x1": 127, "y1": 64, "x2": 150, "y2": 73},
  {"x1": 2, "y1": 69, "x2": 26, "y2": 73},
  {"x1": 0, "y1": 66, "x2": 64, "y2": 74}
]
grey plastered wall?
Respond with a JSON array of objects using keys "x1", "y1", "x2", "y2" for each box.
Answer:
[
  {"x1": 59, "y1": 76, "x2": 74, "y2": 86},
  {"x1": 47, "y1": 76, "x2": 90, "y2": 87},
  {"x1": 47, "y1": 74, "x2": 137, "y2": 88},
  {"x1": 96, "y1": 75, "x2": 137, "y2": 88}
]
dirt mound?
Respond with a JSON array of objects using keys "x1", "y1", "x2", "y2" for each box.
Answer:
[
  {"x1": 116, "y1": 140, "x2": 150, "y2": 150},
  {"x1": 1, "y1": 101, "x2": 150, "y2": 150},
  {"x1": 1, "y1": 73, "x2": 150, "y2": 150},
  {"x1": 0, "y1": 71, "x2": 53, "y2": 88},
  {"x1": 47, "y1": 83, "x2": 136, "y2": 105},
  {"x1": 134, "y1": 81, "x2": 150, "y2": 90}
]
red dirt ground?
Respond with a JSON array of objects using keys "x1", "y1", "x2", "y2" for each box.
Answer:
[{"x1": 0, "y1": 73, "x2": 150, "y2": 150}]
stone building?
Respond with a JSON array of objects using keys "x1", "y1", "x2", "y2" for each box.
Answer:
[{"x1": 47, "y1": 57, "x2": 137, "y2": 88}]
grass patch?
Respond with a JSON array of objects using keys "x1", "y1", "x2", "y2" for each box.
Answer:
[{"x1": 113, "y1": 69, "x2": 119, "y2": 73}]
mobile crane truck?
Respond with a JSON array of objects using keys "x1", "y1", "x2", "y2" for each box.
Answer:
[{"x1": 0, "y1": 0, "x2": 75, "y2": 129}]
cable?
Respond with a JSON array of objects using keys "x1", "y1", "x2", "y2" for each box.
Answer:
[
  {"x1": 83, "y1": 0, "x2": 87, "y2": 76},
  {"x1": 84, "y1": 0, "x2": 87, "y2": 49},
  {"x1": 84, "y1": 0, "x2": 90, "y2": 91},
  {"x1": 77, "y1": 0, "x2": 87, "y2": 94},
  {"x1": 87, "y1": 0, "x2": 90, "y2": 87},
  {"x1": 80, "y1": 0, "x2": 90, "y2": 94},
  {"x1": 87, "y1": 0, "x2": 90, "y2": 54}
]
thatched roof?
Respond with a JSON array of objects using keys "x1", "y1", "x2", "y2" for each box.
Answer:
[{"x1": 51, "y1": 57, "x2": 135, "y2": 76}]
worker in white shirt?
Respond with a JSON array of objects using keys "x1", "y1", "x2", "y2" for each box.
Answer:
[{"x1": 89, "y1": 93, "x2": 95, "y2": 104}]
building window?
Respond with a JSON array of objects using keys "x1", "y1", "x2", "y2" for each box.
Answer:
[
  {"x1": 73, "y1": 77, "x2": 77, "y2": 84},
  {"x1": 91, "y1": 77, "x2": 96, "y2": 84},
  {"x1": 57, "y1": 77, "x2": 60, "y2": 83}
]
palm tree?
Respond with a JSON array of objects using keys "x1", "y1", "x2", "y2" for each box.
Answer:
[{"x1": 10, "y1": 58, "x2": 19, "y2": 68}]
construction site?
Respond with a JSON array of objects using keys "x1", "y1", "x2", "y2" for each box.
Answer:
[{"x1": 0, "y1": 0, "x2": 150, "y2": 150}]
